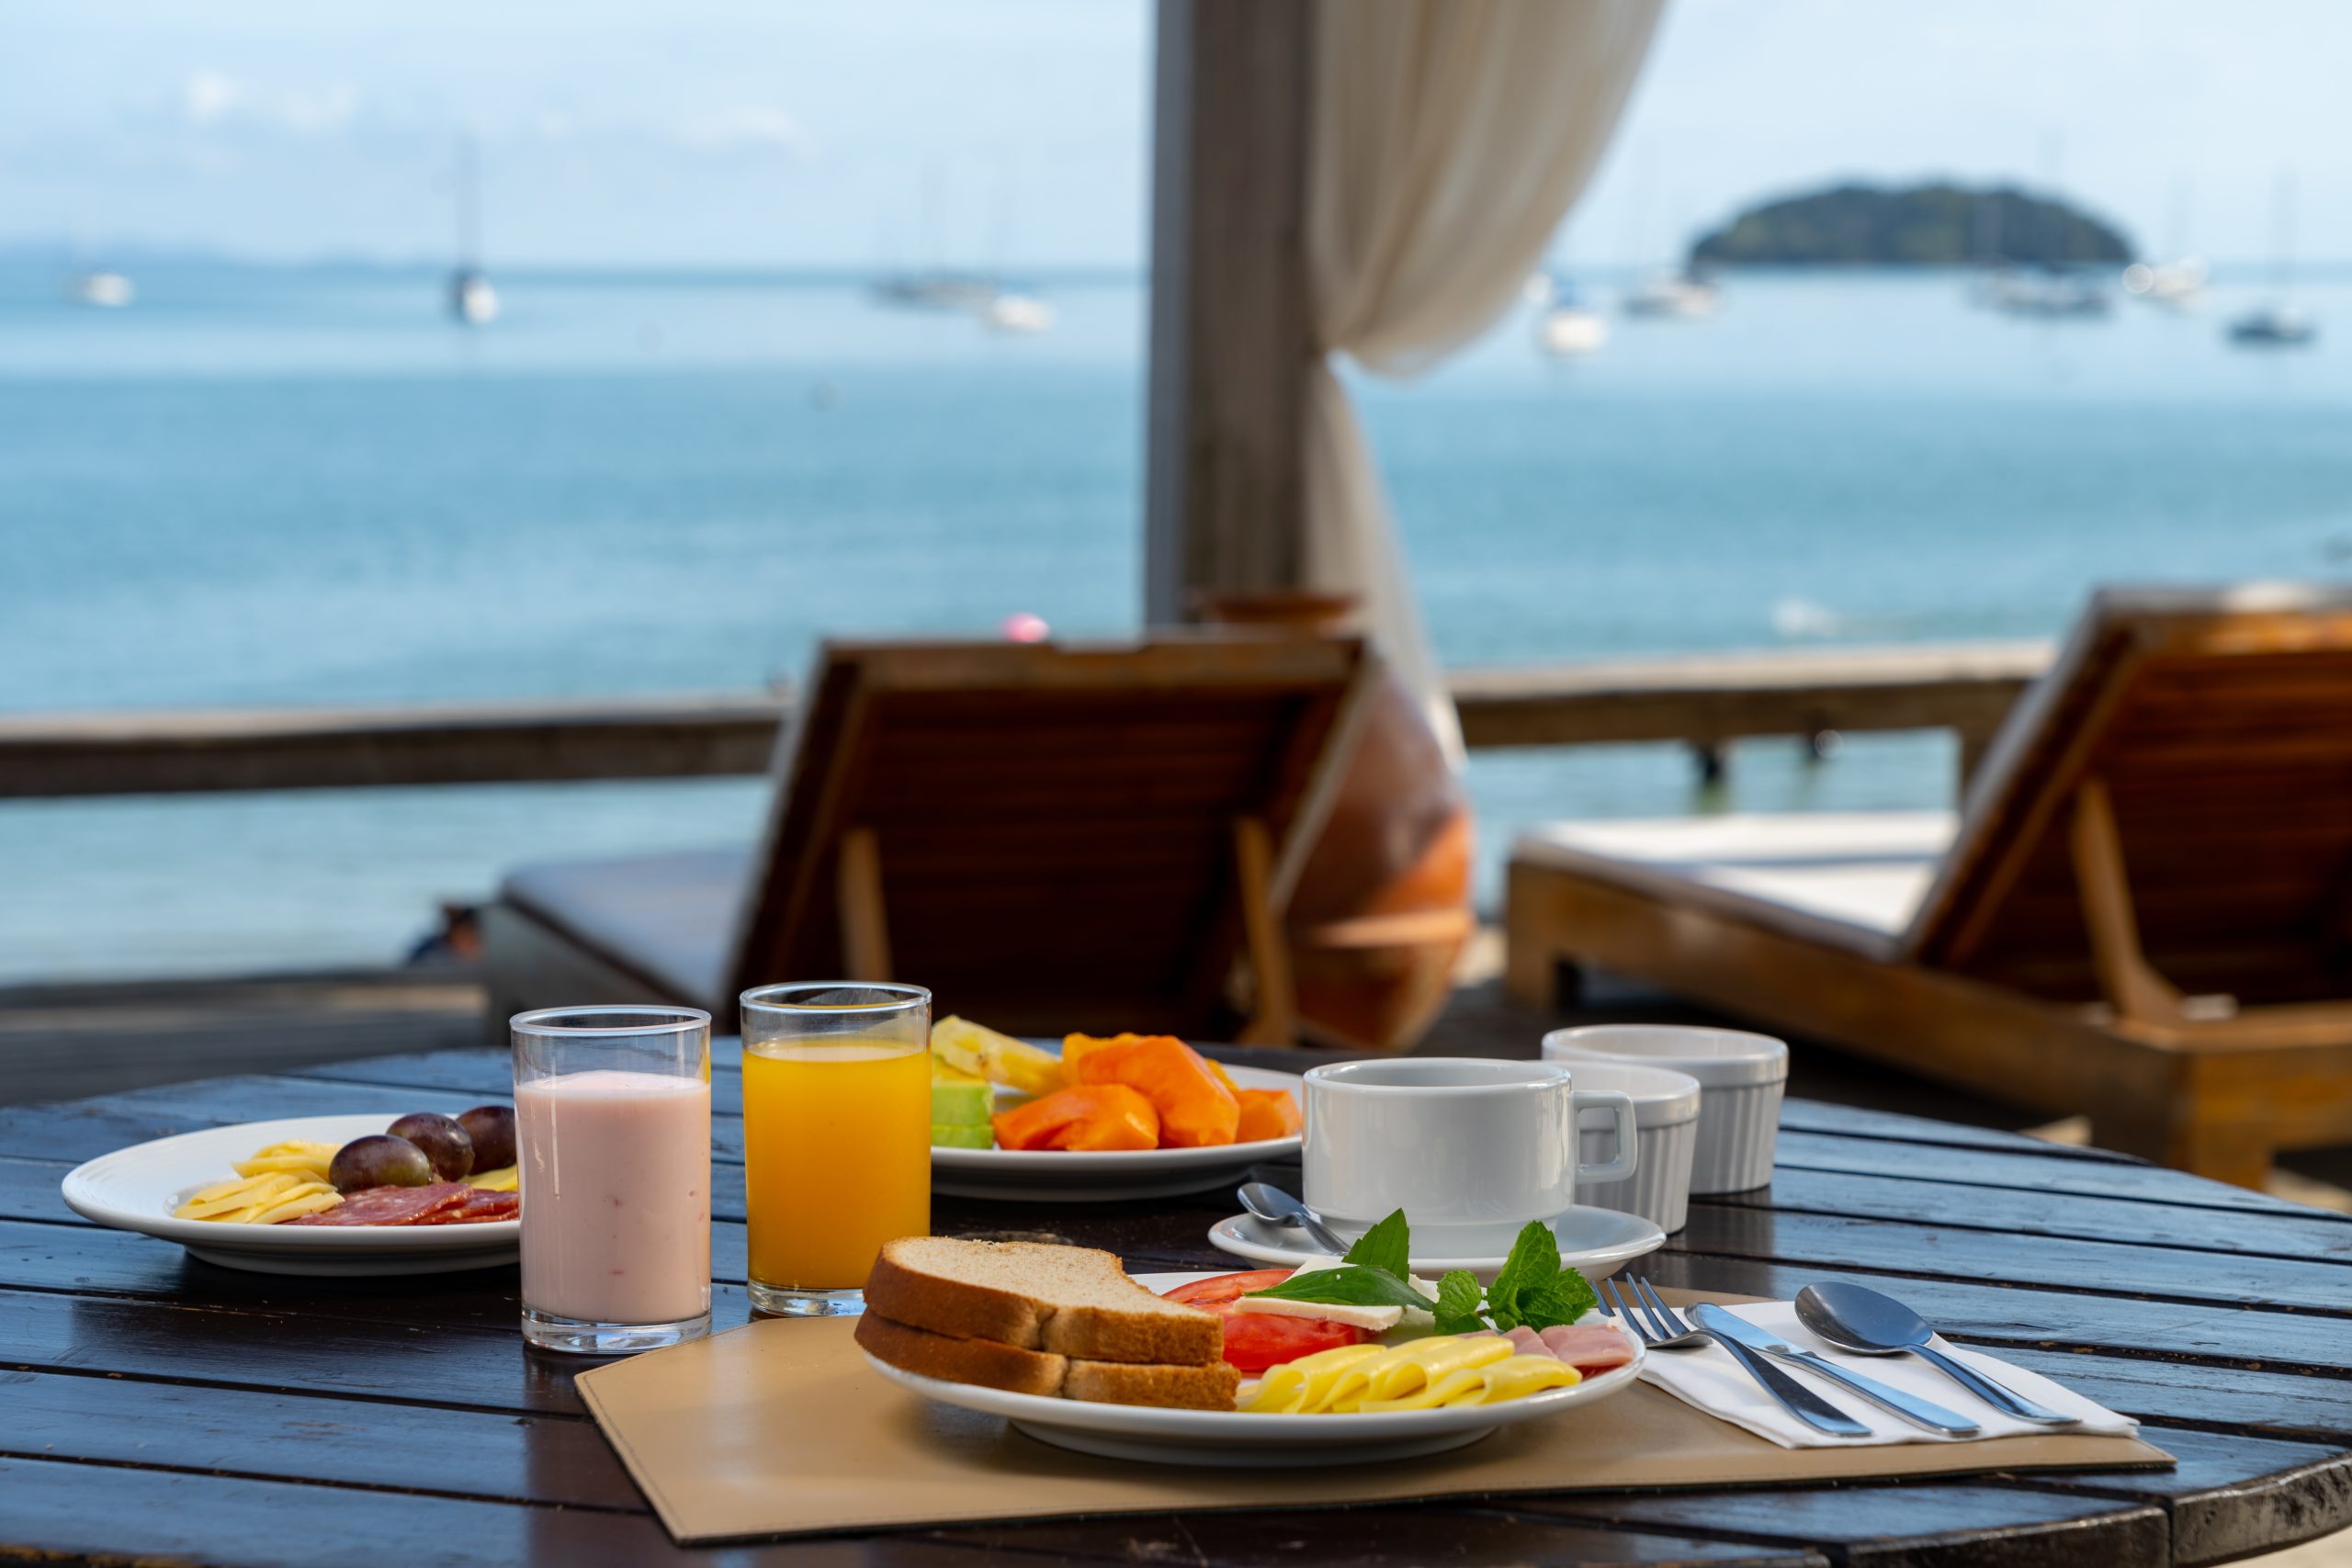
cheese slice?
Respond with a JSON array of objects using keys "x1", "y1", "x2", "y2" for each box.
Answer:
[
  {"x1": 1232, "y1": 1296, "x2": 1404, "y2": 1332},
  {"x1": 1266, "y1": 1253, "x2": 1441, "y2": 1330}
]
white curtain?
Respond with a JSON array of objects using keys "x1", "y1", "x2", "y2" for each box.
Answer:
[{"x1": 1305, "y1": 0, "x2": 1667, "y2": 758}]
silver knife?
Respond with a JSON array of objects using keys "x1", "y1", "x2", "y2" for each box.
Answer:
[
  {"x1": 1681, "y1": 1321, "x2": 1871, "y2": 1438},
  {"x1": 1692, "y1": 1303, "x2": 1980, "y2": 1437}
]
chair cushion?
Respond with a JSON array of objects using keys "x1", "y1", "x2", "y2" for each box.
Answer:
[
  {"x1": 1513, "y1": 812, "x2": 1955, "y2": 938},
  {"x1": 500, "y1": 847, "x2": 751, "y2": 1009}
]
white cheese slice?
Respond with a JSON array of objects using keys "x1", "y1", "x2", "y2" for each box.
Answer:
[
  {"x1": 1237, "y1": 1255, "x2": 1443, "y2": 1332},
  {"x1": 1231, "y1": 1296, "x2": 1405, "y2": 1332}
]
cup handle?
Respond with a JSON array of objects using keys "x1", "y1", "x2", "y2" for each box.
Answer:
[{"x1": 1571, "y1": 1089, "x2": 1639, "y2": 1184}]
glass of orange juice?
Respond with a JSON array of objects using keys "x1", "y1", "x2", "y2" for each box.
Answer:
[{"x1": 739, "y1": 982, "x2": 932, "y2": 1316}]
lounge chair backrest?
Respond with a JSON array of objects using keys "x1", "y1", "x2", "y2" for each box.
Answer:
[
  {"x1": 721, "y1": 635, "x2": 1374, "y2": 1036},
  {"x1": 1905, "y1": 584, "x2": 2352, "y2": 1005}
]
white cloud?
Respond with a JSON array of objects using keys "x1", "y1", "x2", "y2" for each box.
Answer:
[
  {"x1": 674, "y1": 105, "x2": 813, "y2": 161},
  {"x1": 180, "y1": 69, "x2": 358, "y2": 137},
  {"x1": 183, "y1": 68, "x2": 242, "y2": 127}
]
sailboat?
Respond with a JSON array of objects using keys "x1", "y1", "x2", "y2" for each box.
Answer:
[
  {"x1": 1622, "y1": 269, "x2": 1719, "y2": 320},
  {"x1": 2228, "y1": 171, "x2": 2316, "y2": 348},
  {"x1": 1535, "y1": 278, "x2": 1608, "y2": 356},
  {"x1": 447, "y1": 135, "x2": 498, "y2": 326},
  {"x1": 68, "y1": 268, "x2": 134, "y2": 308}
]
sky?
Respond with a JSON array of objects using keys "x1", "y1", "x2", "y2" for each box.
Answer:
[{"x1": 4, "y1": 0, "x2": 2349, "y2": 269}]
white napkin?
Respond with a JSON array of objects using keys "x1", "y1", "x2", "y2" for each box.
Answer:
[{"x1": 1634, "y1": 1302, "x2": 2137, "y2": 1450}]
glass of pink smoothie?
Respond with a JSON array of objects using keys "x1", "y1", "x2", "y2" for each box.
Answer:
[{"x1": 512, "y1": 1006, "x2": 713, "y2": 1355}]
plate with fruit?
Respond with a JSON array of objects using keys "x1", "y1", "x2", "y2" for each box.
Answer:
[
  {"x1": 928, "y1": 1019, "x2": 1304, "y2": 1201},
  {"x1": 62, "y1": 1107, "x2": 523, "y2": 1277}
]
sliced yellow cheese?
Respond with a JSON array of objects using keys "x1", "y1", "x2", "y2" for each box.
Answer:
[{"x1": 1241, "y1": 1343, "x2": 1385, "y2": 1415}]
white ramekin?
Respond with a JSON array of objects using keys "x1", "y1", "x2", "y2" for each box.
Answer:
[
  {"x1": 1543, "y1": 1025, "x2": 1789, "y2": 1194},
  {"x1": 1562, "y1": 1061, "x2": 1702, "y2": 1233}
]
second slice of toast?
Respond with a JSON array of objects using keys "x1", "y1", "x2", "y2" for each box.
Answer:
[{"x1": 865, "y1": 1236, "x2": 1223, "y2": 1366}]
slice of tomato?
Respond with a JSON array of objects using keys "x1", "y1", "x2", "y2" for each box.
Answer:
[{"x1": 1163, "y1": 1269, "x2": 1371, "y2": 1372}]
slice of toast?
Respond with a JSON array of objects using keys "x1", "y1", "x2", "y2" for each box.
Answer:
[
  {"x1": 853, "y1": 1310, "x2": 1065, "y2": 1396},
  {"x1": 856, "y1": 1313, "x2": 1239, "y2": 1411},
  {"x1": 865, "y1": 1236, "x2": 1222, "y2": 1366}
]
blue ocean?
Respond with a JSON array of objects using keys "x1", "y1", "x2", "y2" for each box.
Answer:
[{"x1": 5, "y1": 263, "x2": 2349, "y2": 980}]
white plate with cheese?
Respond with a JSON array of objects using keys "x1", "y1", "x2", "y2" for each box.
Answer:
[
  {"x1": 62, "y1": 1115, "x2": 520, "y2": 1278},
  {"x1": 862, "y1": 1270, "x2": 1646, "y2": 1466}
]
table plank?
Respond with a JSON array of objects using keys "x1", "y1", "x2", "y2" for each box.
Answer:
[
  {"x1": 1720, "y1": 1167, "x2": 2352, "y2": 1264},
  {"x1": 1770, "y1": 1133, "x2": 2345, "y2": 1221},
  {"x1": 0, "y1": 1453, "x2": 1012, "y2": 1568},
  {"x1": 1669, "y1": 1206, "x2": 2352, "y2": 1317},
  {"x1": 1519, "y1": 1485, "x2": 2171, "y2": 1568},
  {"x1": 945, "y1": 1507, "x2": 1826, "y2": 1565},
  {"x1": 1774, "y1": 1100, "x2": 2142, "y2": 1162},
  {"x1": 0, "y1": 1368, "x2": 638, "y2": 1510}
]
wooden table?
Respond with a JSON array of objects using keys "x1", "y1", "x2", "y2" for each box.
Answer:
[{"x1": 5, "y1": 1043, "x2": 2350, "y2": 1567}]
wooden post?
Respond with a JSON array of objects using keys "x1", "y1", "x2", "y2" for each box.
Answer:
[
  {"x1": 1230, "y1": 816, "x2": 1298, "y2": 1046},
  {"x1": 835, "y1": 827, "x2": 892, "y2": 983},
  {"x1": 1143, "y1": 0, "x2": 1318, "y2": 626},
  {"x1": 2068, "y1": 778, "x2": 2186, "y2": 1027}
]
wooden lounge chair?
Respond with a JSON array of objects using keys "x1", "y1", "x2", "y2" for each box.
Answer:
[
  {"x1": 484, "y1": 636, "x2": 1375, "y2": 1043},
  {"x1": 1505, "y1": 584, "x2": 2352, "y2": 1185}
]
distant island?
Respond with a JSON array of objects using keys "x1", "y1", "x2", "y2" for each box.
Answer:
[{"x1": 1689, "y1": 182, "x2": 2133, "y2": 268}]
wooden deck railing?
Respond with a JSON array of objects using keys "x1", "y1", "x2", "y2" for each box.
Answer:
[{"x1": 0, "y1": 641, "x2": 2052, "y2": 800}]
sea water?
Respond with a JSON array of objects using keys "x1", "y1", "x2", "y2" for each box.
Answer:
[{"x1": 4, "y1": 263, "x2": 2349, "y2": 979}]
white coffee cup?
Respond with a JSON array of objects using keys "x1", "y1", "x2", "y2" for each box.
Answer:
[{"x1": 1301, "y1": 1058, "x2": 1638, "y2": 1255}]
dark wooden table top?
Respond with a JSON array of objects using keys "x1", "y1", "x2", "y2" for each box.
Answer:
[{"x1": 5, "y1": 1041, "x2": 2350, "y2": 1568}]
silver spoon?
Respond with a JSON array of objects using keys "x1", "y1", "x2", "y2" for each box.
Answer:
[
  {"x1": 1795, "y1": 1281, "x2": 2077, "y2": 1425},
  {"x1": 1238, "y1": 1182, "x2": 1352, "y2": 1257}
]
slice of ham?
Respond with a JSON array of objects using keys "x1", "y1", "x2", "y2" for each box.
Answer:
[
  {"x1": 1538, "y1": 1322, "x2": 1636, "y2": 1372},
  {"x1": 284, "y1": 1181, "x2": 472, "y2": 1227}
]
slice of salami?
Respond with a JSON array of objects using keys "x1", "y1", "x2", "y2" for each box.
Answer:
[
  {"x1": 418, "y1": 1188, "x2": 520, "y2": 1224},
  {"x1": 284, "y1": 1181, "x2": 472, "y2": 1227},
  {"x1": 1537, "y1": 1322, "x2": 1636, "y2": 1372}
]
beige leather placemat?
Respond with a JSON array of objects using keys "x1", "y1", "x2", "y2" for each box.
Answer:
[{"x1": 578, "y1": 1295, "x2": 2171, "y2": 1545}]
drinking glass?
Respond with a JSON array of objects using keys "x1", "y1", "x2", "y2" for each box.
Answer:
[
  {"x1": 740, "y1": 982, "x2": 932, "y2": 1316},
  {"x1": 512, "y1": 1006, "x2": 713, "y2": 1354}
]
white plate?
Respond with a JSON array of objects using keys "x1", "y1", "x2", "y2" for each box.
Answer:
[
  {"x1": 862, "y1": 1270, "x2": 1645, "y2": 1465},
  {"x1": 931, "y1": 1066, "x2": 1304, "y2": 1201},
  {"x1": 1207, "y1": 1207, "x2": 1667, "y2": 1282},
  {"x1": 61, "y1": 1115, "x2": 519, "y2": 1277}
]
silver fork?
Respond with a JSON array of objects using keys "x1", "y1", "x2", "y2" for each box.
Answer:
[{"x1": 1604, "y1": 1276, "x2": 1871, "y2": 1438}]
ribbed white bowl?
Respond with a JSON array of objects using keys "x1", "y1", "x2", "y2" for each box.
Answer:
[{"x1": 1544, "y1": 1027, "x2": 1788, "y2": 1195}]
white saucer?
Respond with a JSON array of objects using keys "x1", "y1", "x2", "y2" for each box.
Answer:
[
  {"x1": 1206, "y1": 1207, "x2": 1666, "y2": 1282},
  {"x1": 862, "y1": 1271, "x2": 1645, "y2": 1465}
]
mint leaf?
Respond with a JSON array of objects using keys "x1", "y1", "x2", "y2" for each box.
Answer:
[
  {"x1": 1518, "y1": 1268, "x2": 1600, "y2": 1330},
  {"x1": 1431, "y1": 1269, "x2": 1487, "y2": 1336},
  {"x1": 1341, "y1": 1208, "x2": 1411, "y2": 1278},
  {"x1": 1243, "y1": 1264, "x2": 1430, "y2": 1312},
  {"x1": 1486, "y1": 1221, "x2": 1562, "y2": 1331}
]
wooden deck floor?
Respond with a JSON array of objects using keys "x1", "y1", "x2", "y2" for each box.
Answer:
[{"x1": 6, "y1": 945, "x2": 2347, "y2": 1212}]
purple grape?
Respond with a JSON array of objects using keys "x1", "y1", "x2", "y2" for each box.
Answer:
[
  {"x1": 386, "y1": 1112, "x2": 474, "y2": 1181},
  {"x1": 457, "y1": 1105, "x2": 516, "y2": 1171},
  {"x1": 328, "y1": 1134, "x2": 435, "y2": 1193}
]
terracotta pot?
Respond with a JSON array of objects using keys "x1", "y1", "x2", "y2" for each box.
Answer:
[{"x1": 1199, "y1": 593, "x2": 1476, "y2": 1051}]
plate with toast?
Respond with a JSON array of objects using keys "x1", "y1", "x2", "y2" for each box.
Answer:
[{"x1": 854, "y1": 1238, "x2": 1645, "y2": 1465}]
